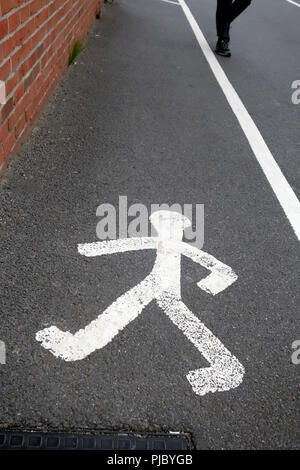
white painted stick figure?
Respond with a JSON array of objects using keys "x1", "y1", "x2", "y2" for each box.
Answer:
[
  {"x1": 36, "y1": 210, "x2": 245, "y2": 396},
  {"x1": 0, "y1": 340, "x2": 6, "y2": 365}
]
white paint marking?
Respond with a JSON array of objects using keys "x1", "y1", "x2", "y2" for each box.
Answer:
[
  {"x1": 159, "y1": 0, "x2": 180, "y2": 5},
  {"x1": 0, "y1": 341, "x2": 6, "y2": 365},
  {"x1": 0, "y1": 81, "x2": 6, "y2": 105},
  {"x1": 286, "y1": 0, "x2": 300, "y2": 8},
  {"x1": 36, "y1": 211, "x2": 244, "y2": 396},
  {"x1": 178, "y1": 0, "x2": 300, "y2": 241}
]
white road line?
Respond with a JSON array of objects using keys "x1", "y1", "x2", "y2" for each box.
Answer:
[
  {"x1": 286, "y1": 0, "x2": 300, "y2": 7},
  {"x1": 178, "y1": 0, "x2": 300, "y2": 241},
  {"x1": 159, "y1": 0, "x2": 180, "y2": 5}
]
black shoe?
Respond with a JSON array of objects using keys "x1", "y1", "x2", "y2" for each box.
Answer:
[{"x1": 215, "y1": 39, "x2": 231, "y2": 57}]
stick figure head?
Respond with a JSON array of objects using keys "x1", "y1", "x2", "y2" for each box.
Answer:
[{"x1": 150, "y1": 210, "x2": 191, "y2": 240}]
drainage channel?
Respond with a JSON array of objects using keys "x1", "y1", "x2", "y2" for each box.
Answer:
[{"x1": 0, "y1": 430, "x2": 193, "y2": 450}]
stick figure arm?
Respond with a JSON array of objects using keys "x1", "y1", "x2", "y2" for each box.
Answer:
[
  {"x1": 177, "y1": 242, "x2": 238, "y2": 296},
  {"x1": 78, "y1": 237, "x2": 157, "y2": 257}
]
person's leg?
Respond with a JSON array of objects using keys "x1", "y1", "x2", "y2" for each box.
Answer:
[
  {"x1": 215, "y1": 0, "x2": 252, "y2": 57},
  {"x1": 216, "y1": 0, "x2": 233, "y2": 40},
  {"x1": 216, "y1": 0, "x2": 233, "y2": 57},
  {"x1": 230, "y1": 0, "x2": 252, "y2": 23}
]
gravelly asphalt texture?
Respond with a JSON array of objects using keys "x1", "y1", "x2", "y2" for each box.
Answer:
[{"x1": 0, "y1": 0, "x2": 299, "y2": 450}]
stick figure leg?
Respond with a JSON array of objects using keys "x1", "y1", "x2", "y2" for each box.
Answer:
[
  {"x1": 36, "y1": 274, "x2": 157, "y2": 361},
  {"x1": 157, "y1": 294, "x2": 245, "y2": 396}
]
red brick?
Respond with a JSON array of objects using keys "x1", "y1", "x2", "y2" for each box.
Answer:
[
  {"x1": 20, "y1": 47, "x2": 37, "y2": 76},
  {"x1": 25, "y1": 18, "x2": 35, "y2": 37},
  {"x1": 11, "y1": 47, "x2": 23, "y2": 70},
  {"x1": 3, "y1": 36, "x2": 16, "y2": 57},
  {"x1": 8, "y1": 109, "x2": 18, "y2": 131},
  {"x1": 24, "y1": 62, "x2": 40, "y2": 91},
  {"x1": 0, "y1": 121, "x2": 9, "y2": 142},
  {"x1": 10, "y1": 138, "x2": 20, "y2": 156},
  {"x1": 25, "y1": 100, "x2": 34, "y2": 122},
  {"x1": 48, "y1": 1, "x2": 57, "y2": 16},
  {"x1": 35, "y1": 8, "x2": 48, "y2": 28},
  {"x1": 17, "y1": 93, "x2": 29, "y2": 115},
  {"x1": 18, "y1": 41, "x2": 32, "y2": 70},
  {"x1": 0, "y1": 0, "x2": 105, "y2": 174},
  {"x1": 15, "y1": 25, "x2": 26, "y2": 45},
  {"x1": 41, "y1": 53, "x2": 47, "y2": 68},
  {"x1": 20, "y1": 5, "x2": 30, "y2": 23},
  {"x1": 0, "y1": 145, "x2": 5, "y2": 167},
  {"x1": 0, "y1": 59, "x2": 11, "y2": 81},
  {"x1": 30, "y1": 0, "x2": 42, "y2": 15},
  {"x1": 0, "y1": 18, "x2": 8, "y2": 40},
  {"x1": 31, "y1": 26, "x2": 44, "y2": 48},
  {"x1": 8, "y1": 93, "x2": 28, "y2": 129},
  {"x1": 36, "y1": 43, "x2": 44, "y2": 59},
  {"x1": 9, "y1": 11, "x2": 20, "y2": 33},
  {"x1": 3, "y1": 130, "x2": 15, "y2": 155},
  {"x1": 6, "y1": 72, "x2": 18, "y2": 95},
  {"x1": 15, "y1": 113, "x2": 26, "y2": 137},
  {"x1": 13, "y1": 81, "x2": 24, "y2": 104},
  {"x1": 0, "y1": 0, "x2": 17, "y2": 16}
]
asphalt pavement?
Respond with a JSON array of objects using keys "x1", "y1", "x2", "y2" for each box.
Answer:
[{"x1": 0, "y1": 0, "x2": 299, "y2": 450}]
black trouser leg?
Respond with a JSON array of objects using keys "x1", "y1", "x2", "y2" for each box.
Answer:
[
  {"x1": 230, "y1": 0, "x2": 252, "y2": 22},
  {"x1": 216, "y1": 0, "x2": 252, "y2": 40},
  {"x1": 216, "y1": 0, "x2": 233, "y2": 40}
]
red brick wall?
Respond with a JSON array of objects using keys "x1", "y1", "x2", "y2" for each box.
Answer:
[{"x1": 0, "y1": 0, "x2": 104, "y2": 173}]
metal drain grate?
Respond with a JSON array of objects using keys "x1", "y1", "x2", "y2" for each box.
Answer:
[{"x1": 0, "y1": 430, "x2": 192, "y2": 450}]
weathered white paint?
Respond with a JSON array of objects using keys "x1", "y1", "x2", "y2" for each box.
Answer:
[
  {"x1": 286, "y1": 0, "x2": 300, "y2": 8},
  {"x1": 159, "y1": 0, "x2": 180, "y2": 5},
  {"x1": 0, "y1": 341, "x2": 6, "y2": 365},
  {"x1": 36, "y1": 211, "x2": 244, "y2": 396},
  {"x1": 0, "y1": 81, "x2": 6, "y2": 105},
  {"x1": 178, "y1": 0, "x2": 300, "y2": 241}
]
